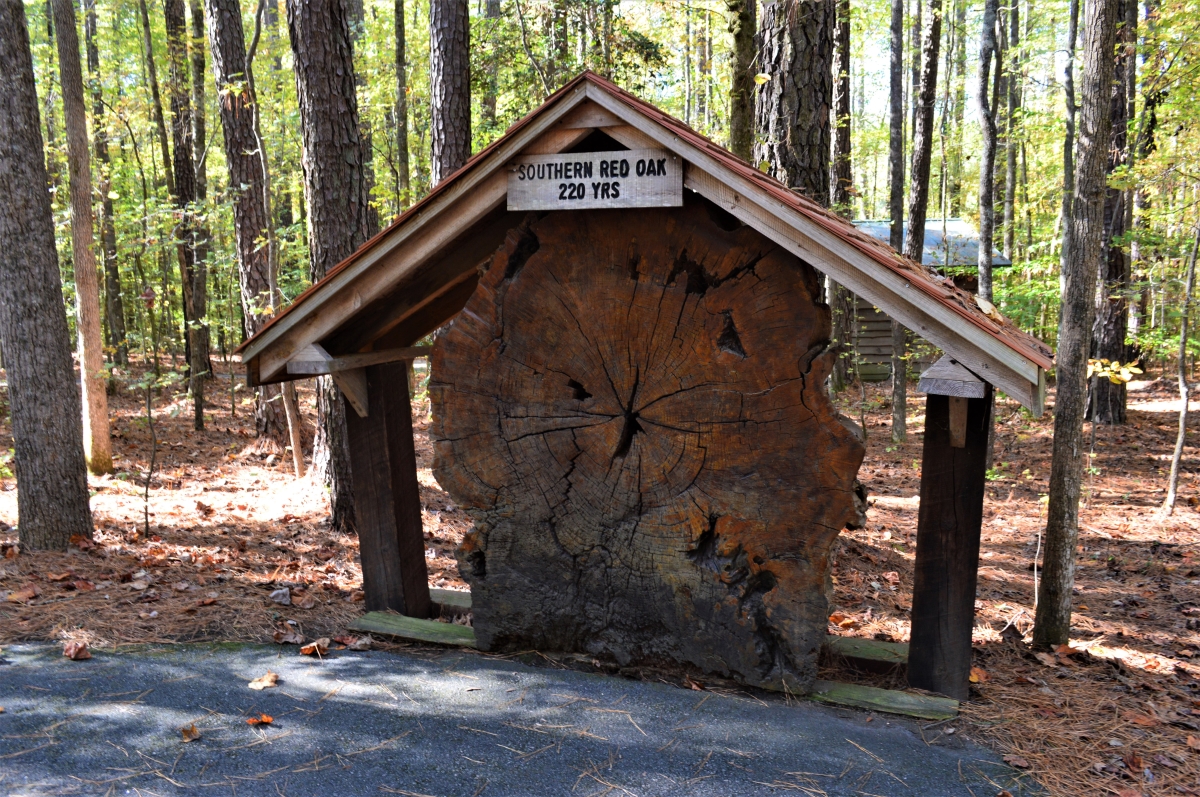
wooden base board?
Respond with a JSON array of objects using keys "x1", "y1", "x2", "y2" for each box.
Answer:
[
  {"x1": 431, "y1": 587, "x2": 472, "y2": 611},
  {"x1": 348, "y1": 606, "x2": 956, "y2": 721},
  {"x1": 349, "y1": 612, "x2": 477, "y2": 647},
  {"x1": 823, "y1": 635, "x2": 910, "y2": 668},
  {"x1": 810, "y1": 680, "x2": 958, "y2": 721}
]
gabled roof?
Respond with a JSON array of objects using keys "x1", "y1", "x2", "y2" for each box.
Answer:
[{"x1": 237, "y1": 71, "x2": 1052, "y2": 413}]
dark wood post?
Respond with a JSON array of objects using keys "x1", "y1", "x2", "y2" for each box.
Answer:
[
  {"x1": 343, "y1": 360, "x2": 432, "y2": 617},
  {"x1": 908, "y1": 357, "x2": 992, "y2": 700}
]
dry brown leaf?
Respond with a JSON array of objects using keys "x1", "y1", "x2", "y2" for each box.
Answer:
[
  {"x1": 1034, "y1": 652, "x2": 1058, "y2": 667},
  {"x1": 180, "y1": 723, "x2": 200, "y2": 742},
  {"x1": 273, "y1": 630, "x2": 305, "y2": 645},
  {"x1": 246, "y1": 713, "x2": 273, "y2": 726},
  {"x1": 197, "y1": 597, "x2": 217, "y2": 606},
  {"x1": 300, "y1": 638, "x2": 330, "y2": 657},
  {"x1": 62, "y1": 641, "x2": 91, "y2": 661},
  {"x1": 1116, "y1": 790, "x2": 1145, "y2": 797},
  {"x1": 2, "y1": 543, "x2": 17, "y2": 559},
  {"x1": 173, "y1": 581, "x2": 191, "y2": 592},
  {"x1": 296, "y1": 594, "x2": 317, "y2": 610},
  {"x1": 46, "y1": 572, "x2": 73, "y2": 582},
  {"x1": 0, "y1": 706, "x2": 5, "y2": 714},
  {"x1": 969, "y1": 666, "x2": 989, "y2": 683},
  {"x1": 1187, "y1": 734, "x2": 1200, "y2": 751},
  {"x1": 69, "y1": 535, "x2": 95, "y2": 551},
  {"x1": 1002, "y1": 754, "x2": 1030, "y2": 769},
  {"x1": 1054, "y1": 644, "x2": 1082, "y2": 657},
  {"x1": 129, "y1": 580, "x2": 149, "y2": 591},
  {"x1": 1122, "y1": 711, "x2": 1160, "y2": 728},
  {"x1": 1123, "y1": 751, "x2": 1143, "y2": 771},
  {"x1": 248, "y1": 671, "x2": 278, "y2": 690},
  {"x1": 72, "y1": 580, "x2": 95, "y2": 592},
  {"x1": 6, "y1": 585, "x2": 39, "y2": 603}
]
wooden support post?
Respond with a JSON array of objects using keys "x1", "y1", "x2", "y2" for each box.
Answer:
[
  {"x1": 343, "y1": 361, "x2": 432, "y2": 617},
  {"x1": 909, "y1": 357, "x2": 992, "y2": 700}
]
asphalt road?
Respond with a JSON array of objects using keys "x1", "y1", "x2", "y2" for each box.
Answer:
[{"x1": 0, "y1": 643, "x2": 1035, "y2": 796}]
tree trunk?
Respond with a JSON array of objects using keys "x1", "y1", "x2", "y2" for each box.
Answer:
[
  {"x1": 901, "y1": 0, "x2": 943, "y2": 264},
  {"x1": 52, "y1": 0, "x2": 114, "y2": 475},
  {"x1": 1091, "y1": 0, "x2": 1132, "y2": 425},
  {"x1": 190, "y1": 0, "x2": 212, "y2": 429},
  {"x1": 948, "y1": 0, "x2": 965, "y2": 214},
  {"x1": 888, "y1": 0, "x2": 906, "y2": 440},
  {"x1": 1059, "y1": 0, "x2": 1079, "y2": 293},
  {"x1": 827, "y1": 0, "x2": 852, "y2": 393},
  {"x1": 165, "y1": 0, "x2": 205, "y2": 429},
  {"x1": 1034, "y1": 0, "x2": 1120, "y2": 650},
  {"x1": 1163, "y1": 225, "x2": 1198, "y2": 514},
  {"x1": 753, "y1": 0, "x2": 834, "y2": 206},
  {"x1": 0, "y1": 0, "x2": 94, "y2": 550},
  {"x1": 977, "y1": 0, "x2": 999, "y2": 301},
  {"x1": 286, "y1": 0, "x2": 376, "y2": 530},
  {"x1": 396, "y1": 0, "x2": 411, "y2": 207},
  {"x1": 346, "y1": 0, "x2": 380, "y2": 233},
  {"x1": 1002, "y1": 0, "x2": 1019, "y2": 260},
  {"x1": 43, "y1": 0, "x2": 61, "y2": 191},
  {"x1": 430, "y1": 0, "x2": 470, "y2": 185},
  {"x1": 138, "y1": 0, "x2": 175, "y2": 198},
  {"x1": 431, "y1": 201, "x2": 865, "y2": 692},
  {"x1": 479, "y1": 0, "x2": 501, "y2": 130},
  {"x1": 84, "y1": 0, "x2": 127, "y2": 367},
  {"x1": 725, "y1": 0, "x2": 755, "y2": 161},
  {"x1": 206, "y1": 0, "x2": 287, "y2": 442}
]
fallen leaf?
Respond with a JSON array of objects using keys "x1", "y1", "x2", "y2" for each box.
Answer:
[
  {"x1": 1123, "y1": 751, "x2": 1143, "y2": 770},
  {"x1": 2, "y1": 543, "x2": 17, "y2": 559},
  {"x1": 1122, "y1": 711, "x2": 1160, "y2": 728},
  {"x1": 1003, "y1": 754, "x2": 1030, "y2": 769},
  {"x1": 69, "y1": 535, "x2": 95, "y2": 551},
  {"x1": 1116, "y1": 790, "x2": 1145, "y2": 797},
  {"x1": 1053, "y1": 644, "x2": 1082, "y2": 657},
  {"x1": 6, "y1": 585, "x2": 39, "y2": 603},
  {"x1": 300, "y1": 638, "x2": 330, "y2": 657},
  {"x1": 829, "y1": 611, "x2": 847, "y2": 624},
  {"x1": 62, "y1": 641, "x2": 91, "y2": 660},
  {"x1": 195, "y1": 501, "x2": 213, "y2": 516},
  {"x1": 996, "y1": 792, "x2": 1013, "y2": 797},
  {"x1": 46, "y1": 572, "x2": 73, "y2": 582},
  {"x1": 72, "y1": 580, "x2": 95, "y2": 592},
  {"x1": 333, "y1": 635, "x2": 371, "y2": 651},
  {"x1": 129, "y1": 580, "x2": 149, "y2": 591},
  {"x1": 246, "y1": 713, "x2": 273, "y2": 726},
  {"x1": 269, "y1": 587, "x2": 291, "y2": 606},
  {"x1": 1034, "y1": 652, "x2": 1058, "y2": 667},
  {"x1": 173, "y1": 581, "x2": 191, "y2": 592},
  {"x1": 296, "y1": 594, "x2": 317, "y2": 610},
  {"x1": 273, "y1": 630, "x2": 305, "y2": 645},
  {"x1": 969, "y1": 666, "x2": 989, "y2": 684},
  {"x1": 1153, "y1": 754, "x2": 1178, "y2": 769},
  {"x1": 0, "y1": 706, "x2": 5, "y2": 714},
  {"x1": 197, "y1": 597, "x2": 217, "y2": 606},
  {"x1": 248, "y1": 671, "x2": 278, "y2": 690},
  {"x1": 348, "y1": 590, "x2": 364, "y2": 602},
  {"x1": 138, "y1": 611, "x2": 158, "y2": 620},
  {"x1": 180, "y1": 723, "x2": 200, "y2": 742},
  {"x1": 1187, "y1": 734, "x2": 1200, "y2": 751}
]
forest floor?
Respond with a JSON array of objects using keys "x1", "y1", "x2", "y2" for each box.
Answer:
[{"x1": 1, "y1": 361, "x2": 1199, "y2": 797}]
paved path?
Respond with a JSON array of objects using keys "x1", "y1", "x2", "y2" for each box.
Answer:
[{"x1": 0, "y1": 643, "x2": 1035, "y2": 796}]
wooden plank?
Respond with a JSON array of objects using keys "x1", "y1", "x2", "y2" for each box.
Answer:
[
  {"x1": 431, "y1": 587, "x2": 472, "y2": 610},
  {"x1": 349, "y1": 611, "x2": 477, "y2": 647},
  {"x1": 344, "y1": 362, "x2": 432, "y2": 618},
  {"x1": 809, "y1": 680, "x2": 959, "y2": 720},
  {"x1": 823, "y1": 635, "x2": 909, "y2": 667},
  {"x1": 332, "y1": 367, "x2": 369, "y2": 419},
  {"x1": 507, "y1": 149, "x2": 682, "y2": 211},
  {"x1": 907, "y1": 388, "x2": 992, "y2": 700},
  {"x1": 287, "y1": 346, "x2": 431, "y2": 376},
  {"x1": 948, "y1": 396, "x2": 969, "y2": 448}
]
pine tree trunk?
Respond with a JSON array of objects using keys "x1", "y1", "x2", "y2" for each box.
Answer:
[
  {"x1": 1163, "y1": 225, "x2": 1198, "y2": 514},
  {"x1": 0, "y1": 0, "x2": 94, "y2": 550},
  {"x1": 948, "y1": 0, "x2": 966, "y2": 214},
  {"x1": 52, "y1": 0, "x2": 114, "y2": 475},
  {"x1": 1091, "y1": 0, "x2": 1132, "y2": 425},
  {"x1": 286, "y1": 0, "x2": 376, "y2": 530},
  {"x1": 977, "y1": 0, "x2": 999, "y2": 301},
  {"x1": 84, "y1": 0, "x2": 127, "y2": 367},
  {"x1": 1059, "y1": 0, "x2": 1079, "y2": 287},
  {"x1": 396, "y1": 0, "x2": 411, "y2": 206},
  {"x1": 43, "y1": 0, "x2": 62, "y2": 191},
  {"x1": 138, "y1": 0, "x2": 175, "y2": 198},
  {"x1": 888, "y1": 0, "x2": 906, "y2": 440},
  {"x1": 725, "y1": 0, "x2": 755, "y2": 160},
  {"x1": 828, "y1": 0, "x2": 853, "y2": 392},
  {"x1": 190, "y1": 0, "x2": 212, "y2": 429},
  {"x1": 1002, "y1": 0, "x2": 1019, "y2": 260},
  {"x1": 1034, "y1": 0, "x2": 1120, "y2": 650},
  {"x1": 346, "y1": 0, "x2": 380, "y2": 232},
  {"x1": 901, "y1": 0, "x2": 942, "y2": 264},
  {"x1": 753, "y1": 0, "x2": 834, "y2": 206},
  {"x1": 479, "y1": 0, "x2": 500, "y2": 130},
  {"x1": 430, "y1": 0, "x2": 470, "y2": 185},
  {"x1": 206, "y1": 0, "x2": 288, "y2": 441}
]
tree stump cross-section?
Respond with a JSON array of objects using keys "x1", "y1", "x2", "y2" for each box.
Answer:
[{"x1": 430, "y1": 198, "x2": 865, "y2": 692}]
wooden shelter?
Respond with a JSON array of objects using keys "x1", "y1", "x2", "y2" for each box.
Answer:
[{"x1": 237, "y1": 72, "x2": 1052, "y2": 700}]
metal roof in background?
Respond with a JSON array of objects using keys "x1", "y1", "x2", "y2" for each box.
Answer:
[{"x1": 852, "y1": 219, "x2": 1012, "y2": 269}]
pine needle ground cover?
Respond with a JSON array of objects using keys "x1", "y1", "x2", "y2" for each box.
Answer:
[{"x1": 0, "y1": 367, "x2": 1198, "y2": 796}]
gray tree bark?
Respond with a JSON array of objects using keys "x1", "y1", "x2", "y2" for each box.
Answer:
[
  {"x1": 976, "y1": 0, "x2": 999, "y2": 302},
  {"x1": 888, "y1": 0, "x2": 907, "y2": 441},
  {"x1": 430, "y1": 0, "x2": 470, "y2": 185},
  {"x1": 138, "y1": 0, "x2": 175, "y2": 198},
  {"x1": 1034, "y1": 0, "x2": 1120, "y2": 649},
  {"x1": 286, "y1": 0, "x2": 376, "y2": 531},
  {"x1": 752, "y1": 0, "x2": 834, "y2": 206},
  {"x1": 84, "y1": 0, "x2": 127, "y2": 367},
  {"x1": 395, "y1": 0, "x2": 411, "y2": 206},
  {"x1": 1163, "y1": 225, "x2": 1197, "y2": 515},
  {"x1": 51, "y1": 0, "x2": 114, "y2": 475},
  {"x1": 0, "y1": 0, "x2": 93, "y2": 550},
  {"x1": 901, "y1": 0, "x2": 942, "y2": 265},
  {"x1": 829, "y1": 0, "x2": 853, "y2": 393},
  {"x1": 1091, "y1": 0, "x2": 1133, "y2": 425},
  {"x1": 1058, "y1": 0, "x2": 1079, "y2": 294},
  {"x1": 725, "y1": 0, "x2": 756, "y2": 160}
]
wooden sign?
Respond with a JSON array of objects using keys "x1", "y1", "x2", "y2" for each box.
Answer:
[{"x1": 507, "y1": 149, "x2": 682, "y2": 211}]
